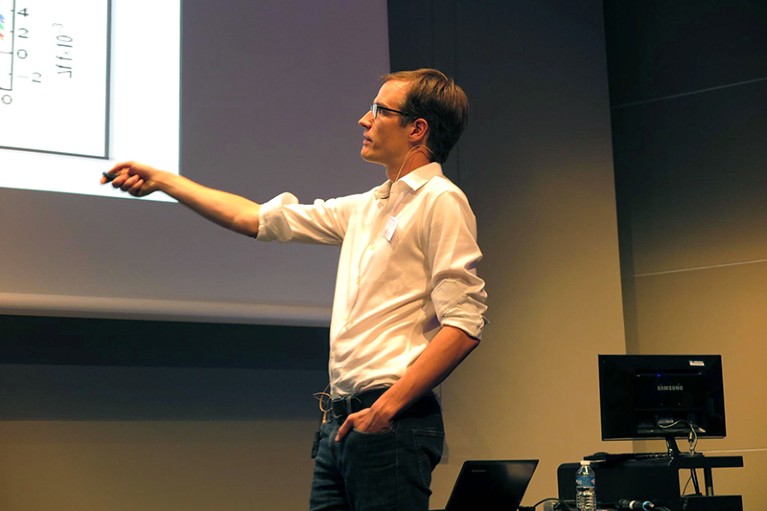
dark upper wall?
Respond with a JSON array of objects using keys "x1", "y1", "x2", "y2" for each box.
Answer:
[
  {"x1": 607, "y1": 0, "x2": 767, "y2": 281},
  {"x1": 605, "y1": 0, "x2": 767, "y2": 106}
]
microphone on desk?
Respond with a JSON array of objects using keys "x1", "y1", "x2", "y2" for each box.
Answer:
[{"x1": 616, "y1": 499, "x2": 655, "y2": 510}]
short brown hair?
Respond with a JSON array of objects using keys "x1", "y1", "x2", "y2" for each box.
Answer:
[{"x1": 382, "y1": 69, "x2": 469, "y2": 164}]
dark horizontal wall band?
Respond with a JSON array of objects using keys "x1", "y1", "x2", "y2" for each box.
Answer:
[
  {"x1": 0, "y1": 314, "x2": 329, "y2": 370},
  {"x1": 604, "y1": 0, "x2": 767, "y2": 106}
]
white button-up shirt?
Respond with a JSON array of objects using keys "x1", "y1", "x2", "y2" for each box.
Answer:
[{"x1": 257, "y1": 163, "x2": 487, "y2": 396}]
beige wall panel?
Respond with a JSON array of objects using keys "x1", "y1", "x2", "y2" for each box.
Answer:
[
  {"x1": 630, "y1": 261, "x2": 767, "y2": 509},
  {"x1": 0, "y1": 420, "x2": 317, "y2": 511},
  {"x1": 428, "y1": 162, "x2": 628, "y2": 507}
]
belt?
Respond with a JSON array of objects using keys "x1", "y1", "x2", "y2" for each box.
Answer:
[
  {"x1": 329, "y1": 388, "x2": 440, "y2": 422},
  {"x1": 330, "y1": 388, "x2": 388, "y2": 420}
]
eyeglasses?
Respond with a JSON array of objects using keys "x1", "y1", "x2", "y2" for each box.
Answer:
[{"x1": 370, "y1": 103, "x2": 413, "y2": 120}]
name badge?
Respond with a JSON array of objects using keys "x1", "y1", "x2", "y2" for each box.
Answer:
[{"x1": 383, "y1": 215, "x2": 398, "y2": 242}]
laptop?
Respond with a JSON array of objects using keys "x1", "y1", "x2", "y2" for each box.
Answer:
[{"x1": 436, "y1": 459, "x2": 539, "y2": 511}]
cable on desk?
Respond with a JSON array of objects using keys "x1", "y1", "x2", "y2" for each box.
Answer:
[{"x1": 519, "y1": 497, "x2": 574, "y2": 511}]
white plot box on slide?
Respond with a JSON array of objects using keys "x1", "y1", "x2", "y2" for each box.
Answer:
[{"x1": 0, "y1": 0, "x2": 110, "y2": 158}]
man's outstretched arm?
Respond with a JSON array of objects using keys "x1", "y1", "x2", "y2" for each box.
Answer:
[{"x1": 102, "y1": 161, "x2": 261, "y2": 237}]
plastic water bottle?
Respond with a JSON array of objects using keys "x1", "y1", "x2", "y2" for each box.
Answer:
[{"x1": 575, "y1": 460, "x2": 597, "y2": 511}]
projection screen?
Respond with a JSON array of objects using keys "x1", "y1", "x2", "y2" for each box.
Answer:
[{"x1": 0, "y1": 0, "x2": 390, "y2": 326}]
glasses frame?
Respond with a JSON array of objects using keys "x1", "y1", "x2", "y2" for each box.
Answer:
[{"x1": 370, "y1": 103, "x2": 416, "y2": 120}]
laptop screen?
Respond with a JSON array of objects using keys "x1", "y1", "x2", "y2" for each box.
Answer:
[{"x1": 443, "y1": 459, "x2": 539, "y2": 511}]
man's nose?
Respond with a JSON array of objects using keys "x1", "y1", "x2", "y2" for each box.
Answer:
[{"x1": 358, "y1": 109, "x2": 373, "y2": 128}]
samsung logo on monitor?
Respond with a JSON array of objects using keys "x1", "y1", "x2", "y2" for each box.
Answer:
[{"x1": 657, "y1": 384, "x2": 684, "y2": 392}]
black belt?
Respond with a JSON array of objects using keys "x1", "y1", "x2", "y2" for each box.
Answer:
[{"x1": 329, "y1": 388, "x2": 440, "y2": 422}]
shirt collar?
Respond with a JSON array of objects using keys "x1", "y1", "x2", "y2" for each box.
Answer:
[{"x1": 375, "y1": 162, "x2": 443, "y2": 199}]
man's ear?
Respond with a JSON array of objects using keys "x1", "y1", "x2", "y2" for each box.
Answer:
[{"x1": 409, "y1": 118, "x2": 429, "y2": 145}]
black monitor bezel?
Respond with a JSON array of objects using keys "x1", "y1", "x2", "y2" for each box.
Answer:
[{"x1": 598, "y1": 354, "x2": 726, "y2": 446}]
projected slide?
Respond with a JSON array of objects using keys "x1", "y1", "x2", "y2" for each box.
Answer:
[
  {"x1": 0, "y1": 0, "x2": 180, "y2": 200},
  {"x1": 0, "y1": 0, "x2": 109, "y2": 157}
]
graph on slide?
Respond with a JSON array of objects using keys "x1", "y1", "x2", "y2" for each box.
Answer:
[{"x1": 0, "y1": 0, "x2": 110, "y2": 158}]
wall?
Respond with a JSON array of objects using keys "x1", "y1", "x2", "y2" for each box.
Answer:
[
  {"x1": 606, "y1": 0, "x2": 767, "y2": 508},
  {"x1": 388, "y1": 0, "x2": 627, "y2": 507},
  {"x1": 0, "y1": 317, "x2": 330, "y2": 510},
  {"x1": 0, "y1": 365, "x2": 327, "y2": 510}
]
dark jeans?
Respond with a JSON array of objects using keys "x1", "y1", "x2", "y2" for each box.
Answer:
[{"x1": 309, "y1": 393, "x2": 445, "y2": 511}]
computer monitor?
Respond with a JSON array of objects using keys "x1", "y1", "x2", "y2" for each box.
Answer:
[{"x1": 598, "y1": 354, "x2": 726, "y2": 455}]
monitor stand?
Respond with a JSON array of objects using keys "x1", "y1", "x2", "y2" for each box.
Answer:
[{"x1": 665, "y1": 435, "x2": 682, "y2": 456}]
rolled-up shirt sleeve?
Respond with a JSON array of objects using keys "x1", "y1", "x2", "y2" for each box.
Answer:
[
  {"x1": 256, "y1": 192, "x2": 300, "y2": 242},
  {"x1": 425, "y1": 190, "x2": 488, "y2": 340},
  {"x1": 257, "y1": 192, "x2": 358, "y2": 245}
]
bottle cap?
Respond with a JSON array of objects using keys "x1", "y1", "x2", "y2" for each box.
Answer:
[{"x1": 580, "y1": 460, "x2": 590, "y2": 466}]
